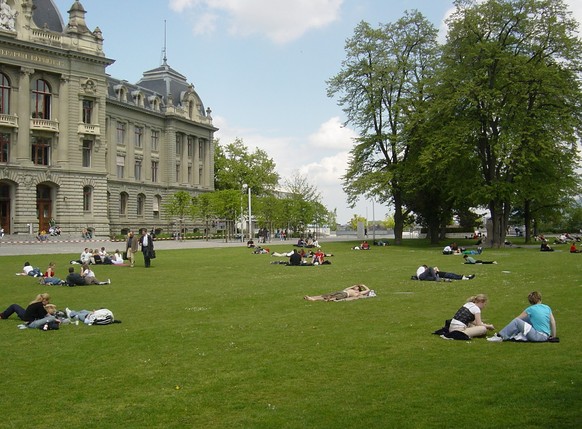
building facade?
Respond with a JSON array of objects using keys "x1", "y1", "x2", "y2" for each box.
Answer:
[{"x1": 0, "y1": 0, "x2": 216, "y2": 237}]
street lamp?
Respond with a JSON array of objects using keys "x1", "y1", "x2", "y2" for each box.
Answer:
[
  {"x1": 241, "y1": 184, "x2": 247, "y2": 242},
  {"x1": 247, "y1": 185, "x2": 252, "y2": 241}
]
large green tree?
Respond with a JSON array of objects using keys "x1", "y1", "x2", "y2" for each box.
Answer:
[
  {"x1": 327, "y1": 11, "x2": 439, "y2": 244},
  {"x1": 214, "y1": 138, "x2": 280, "y2": 196},
  {"x1": 431, "y1": 0, "x2": 582, "y2": 247}
]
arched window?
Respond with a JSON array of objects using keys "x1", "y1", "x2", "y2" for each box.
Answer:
[
  {"x1": 137, "y1": 193, "x2": 145, "y2": 216},
  {"x1": 153, "y1": 195, "x2": 161, "y2": 219},
  {"x1": 0, "y1": 73, "x2": 10, "y2": 114},
  {"x1": 83, "y1": 186, "x2": 93, "y2": 212},
  {"x1": 119, "y1": 192, "x2": 128, "y2": 216},
  {"x1": 31, "y1": 79, "x2": 51, "y2": 119}
]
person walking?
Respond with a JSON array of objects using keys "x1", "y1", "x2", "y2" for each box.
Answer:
[
  {"x1": 126, "y1": 231, "x2": 139, "y2": 268},
  {"x1": 139, "y1": 228, "x2": 154, "y2": 268}
]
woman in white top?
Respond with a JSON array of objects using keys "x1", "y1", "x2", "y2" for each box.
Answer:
[
  {"x1": 448, "y1": 294, "x2": 495, "y2": 338},
  {"x1": 111, "y1": 250, "x2": 124, "y2": 265}
]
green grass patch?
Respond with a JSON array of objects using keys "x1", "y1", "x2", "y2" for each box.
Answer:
[{"x1": 1, "y1": 240, "x2": 580, "y2": 428}]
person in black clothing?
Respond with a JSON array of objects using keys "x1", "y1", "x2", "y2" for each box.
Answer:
[
  {"x1": 65, "y1": 267, "x2": 85, "y2": 286},
  {"x1": 288, "y1": 249, "x2": 303, "y2": 266},
  {"x1": 139, "y1": 228, "x2": 154, "y2": 268},
  {"x1": 0, "y1": 293, "x2": 51, "y2": 321}
]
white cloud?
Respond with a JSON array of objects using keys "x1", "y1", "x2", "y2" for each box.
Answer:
[
  {"x1": 308, "y1": 116, "x2": 357, "y2": 150},
  {"x1": 168, "y1": 0, "x2": 344, "y2": 43}
]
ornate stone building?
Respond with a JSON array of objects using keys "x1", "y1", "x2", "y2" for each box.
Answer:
[{"x1": 0, "y1": 0, "x2": 216, "y2": 237}]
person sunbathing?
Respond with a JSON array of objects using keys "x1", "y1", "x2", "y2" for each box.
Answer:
[{"x1": 304, "y1": 284, "x2": 372, "y2": 301}]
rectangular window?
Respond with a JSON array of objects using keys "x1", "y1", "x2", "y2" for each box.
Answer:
[
  {"x1": 176, "y1": 134, "x2": 182, "y2": 155},
  {"x1": 176, "y1": 164, "x2": 180, "y2": 182},
  {"x1": 116, "y1": 155, "x2": 125, "y2": 178},
  {"x1": 187, "y1": 136, "x2": 193, "y2": 157},
  {"x1": 151, "y1": 130, "x2": 159, "y2": 151},
  {"x1": 0, "y1": 133, "x2": 9, "y2": 163},
  {"x1": 116, "y1": 122, "x2": 126, "y2": 145},
  {"x1": 188, "y1": 165, "x2": 192, "y2": 183},
  {"x1": 135, "y1": 159, "x2": 142, "y2": 181},
  {"x1": 199, "y1": 141, "x2": 204, "y2": 159},
  {"x1": 134, "y1": 126, "x2": 143, "y2": 148},
  {"x1": 82, "y1": 100, "x2": 93, "y2": 124},
  {"x1": 83, "y1": 186, "x2": 92, "y2": 212},
  {"x1": 151, "y1": 160, "x2": 158, "y2": 183},
  {"x1": 82, "y1": 140, "x2": 92, "y2": 167},
  {"x1": 153, "y1": 196, "x2": 160, "y2": 219},
  {"x1": 31, "y1": 137, "x2": 50, "y2": 165}
]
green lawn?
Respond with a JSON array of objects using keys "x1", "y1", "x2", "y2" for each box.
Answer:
[{"x1": 1, "y1": 240, "x2": 580, "y2": 428}]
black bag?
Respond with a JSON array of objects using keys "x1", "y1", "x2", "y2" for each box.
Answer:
[
  {"x1": 150, "y1": 250, "x2": 156, "y2": 259},
  {"x1": 39, "y1": 320, "x2": 60, "y2": 331}
]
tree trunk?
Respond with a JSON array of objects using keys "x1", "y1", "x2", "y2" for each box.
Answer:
[
  {"x1": 524, "y1": 199, "x2": 532, "y2": 244},
  {"x1": 393, "y1": 194, "x2": 404, "y2": 245}
]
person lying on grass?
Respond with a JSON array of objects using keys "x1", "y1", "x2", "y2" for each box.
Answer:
[
  {"x1": 463, "y1": 255, "x2": 497, "y2": 264},
  {"x1": 487, "y1": 291, "x2": 557, "y2": 343},
  {"x1": 304, "y1": 284, "x2": 373, "y2": 302}
]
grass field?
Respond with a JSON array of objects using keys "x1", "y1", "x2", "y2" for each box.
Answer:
[{"x1": 0, "y1": 239, "x2": 580, "y2": 428}]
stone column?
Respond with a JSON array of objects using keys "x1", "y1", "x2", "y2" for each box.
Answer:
[
  {"x1": 16, "y1": 67, "x2": 34, "y2": 163},
  {"x1": 192, "y1": 136, "x2": 200, "y2": 185},
  {"x1": 55, "y1": 76, "x2": 69, "y2": 167}
]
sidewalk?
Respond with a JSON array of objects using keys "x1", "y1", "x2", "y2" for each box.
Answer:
[{"x1": 0, "y1": 235, "x2": 355, "y2": 257}]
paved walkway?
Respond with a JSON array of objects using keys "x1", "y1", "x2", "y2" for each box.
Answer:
[{"x1": 0, "y1": 236, "x2": 357, "y2": 257}]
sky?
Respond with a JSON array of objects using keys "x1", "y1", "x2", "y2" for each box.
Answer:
[{"x1": 52, "y1": 0, "x2": 582, "y2": 224}]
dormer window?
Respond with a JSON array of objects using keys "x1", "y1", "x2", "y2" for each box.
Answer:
[
  {"x1": 132, "y1": 90, "x2": 144, "y2": 108},
  {"x1": 148, "y1": 95, "x2": 160, "y2": 112},
  {"x1": 113, "y1": 84, "x2": 127, "y2": 102}
]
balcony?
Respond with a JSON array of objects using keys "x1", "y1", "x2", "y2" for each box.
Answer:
[
  {"x1": 30, "y1": 118, "x2": 59, "y2": 132},
  {"x1": 0, "y1": 113, "x2": 18, "y2": 128},
  {"x1": 78, "y1": 123, "x2": 101, "y2": 136}
]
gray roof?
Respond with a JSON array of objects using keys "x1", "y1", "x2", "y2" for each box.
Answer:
[{"x1": 32, "y1": 0, "x2": 65, "y2": 33}]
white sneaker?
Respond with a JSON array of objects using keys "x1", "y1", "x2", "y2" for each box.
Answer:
[
  {"x1": 487, "y1": 334, "x2": 503, "y2": 342},
  {"x1": 65, "y1": 307, "x2": 72, "y2": 319},
  {"x1": 17, "y1": 324, "x2": 28, "y2": 330},
  {"x1": 440, "y1": 334, "x2": 453, "y2": 340},
  {"x1": 107, "y1": 278, "x2": 111, "y2": 284}
]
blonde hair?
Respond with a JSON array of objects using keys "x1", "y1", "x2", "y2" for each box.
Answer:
[
  {"x1": 44, "y1": 304, "x2": 57, "y2": 315},
  {"x1": 30, "y1": 293, "x2": 51, "y2": 305},
  {"x1": 467, "y1": 294, "x2": 488, "y2": 304}
]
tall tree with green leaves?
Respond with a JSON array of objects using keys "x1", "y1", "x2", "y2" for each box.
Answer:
[
  {"x1": 327, "y1": 11, "x2": 440, "y2": 244},
  {"x1": 214, "y1": 138, "x2": 280, "y2": 196},
  {"x1": 163, "y1": 191, "x2": 194, "y2": 240},
  {"x1": 432, "y1": 0, "x2": 582, "y2": 247}
]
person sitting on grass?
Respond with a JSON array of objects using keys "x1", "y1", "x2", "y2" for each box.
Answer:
[
  {"x1": 0, "y1": 293, "x2": 51, "y2": 323},
  {"x1": 540, "y1": 240, "x2": 554, "y2": 252},
  {"x1": 444, "y1": 294, "x2": 495, "y2": 339},
  {"x1": 570, "y1": 243, "x2": 581, "y2": 253},
  {"x1": 304, "y1": 284, "x2": 373, "y2": 302},
  {"x1": 463, "y1": 255, "x2": 497, "y2": 264},
  {"x1": 81, "y1": 264, "x2": 110, "y2": 285},
  {"x1": 487, "y1": 291, "x2": 557, "y2": 343},
  {"x1": 288, "y1": 249, "x2": 304, "y2": 266},
  {"x1": 39, "y1": 262, "x2": 66, "y2": 285}
]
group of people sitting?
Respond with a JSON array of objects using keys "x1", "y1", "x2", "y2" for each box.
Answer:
[
  {"x1": 0, "y1": 293, "x2": 116, "y2": 330},
  {"x1": 436, "y1": 291, "x2": 557, "y2": 343},
  {"x1": 442, "y1": 243, "x2": 484, "y2": 255},
  {"x1": 17, "y1": 261, "x2": 110, "y2": 286},
  {"x1": 70, "y1": 247, "x2": 124, "y2": 265},
  {"x1": 352, "y1": 240, "x2": 370, "y2": 250},
  {"x1": 271, "y1": 248, "x2": 332, "y2": 266}
]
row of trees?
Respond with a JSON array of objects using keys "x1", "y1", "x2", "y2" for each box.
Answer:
[
  {"x1": 164, "y1": 138, "x2": 336, "y2": 239},
  {"x1": 327, "y1": 0, "x2": 582, "y2": 246}
]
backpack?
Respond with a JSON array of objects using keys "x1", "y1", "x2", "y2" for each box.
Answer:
[{"x1": 91, "y1": 309, "x2": 115, "y2": 325}]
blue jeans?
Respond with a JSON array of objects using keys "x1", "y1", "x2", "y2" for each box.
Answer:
[
  {"x1": 0, "y1": 304, "x2": 26, "y2": 320},
  {"x1": 499, "y1": 317, "x2": 549, "y2": 342},
  {"x1": 70, "y1": 309, "x2": 91, "y2": 324},
  {"x1": 27, "y1": 315, "x2": 57, "y2": 329}
]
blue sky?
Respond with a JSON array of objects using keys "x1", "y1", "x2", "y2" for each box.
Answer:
[{"x1": 53, "y1": 0, "x2": 582, "y2": 224}]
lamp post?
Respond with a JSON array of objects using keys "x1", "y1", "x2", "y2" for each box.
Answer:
[
  {"x1": 241, "y1": 184, "x2": 247, "y2": 242},
  {"x1": 247, "y1": 185, "x2": 252, "y2": 241}
]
